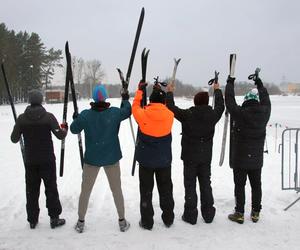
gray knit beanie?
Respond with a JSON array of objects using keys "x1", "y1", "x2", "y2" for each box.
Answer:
[{"x1": 28, "y1": 89, "x2": 43, "y2": 105}]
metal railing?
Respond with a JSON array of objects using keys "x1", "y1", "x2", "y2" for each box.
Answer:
[{"x1": 279, "y1": 128, "x2": 300, "y2": 210}]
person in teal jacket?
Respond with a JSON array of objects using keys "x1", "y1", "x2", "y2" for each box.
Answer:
[{"x1": 71, "y1": 84, "x2": 131, "y2": 233}]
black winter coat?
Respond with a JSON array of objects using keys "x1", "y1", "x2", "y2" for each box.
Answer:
[
  {"x1": 225, "y1": 82, "x2": 271, "y2": 170},
  {"x1": 11, "y1": 104, "x2": 67, "y2": 164},
  {"x1": 166, "y1": 89, "x2": 224, "y2": 164}
]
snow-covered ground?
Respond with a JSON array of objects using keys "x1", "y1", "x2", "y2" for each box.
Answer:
[{"x1": 1, "y1": 95, "x2": 300, "y2": 250}]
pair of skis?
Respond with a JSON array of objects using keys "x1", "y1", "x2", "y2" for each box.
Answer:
[
  {"x1": 59, "y1": 42, "x2": 84, "y2": 177},
  {"x1": 117, "y1": 7, "x2": 145, "y2": 146},
  {"x1": 219, "y1": 54, "x2": 236, "y2": 166},
  {"x1": 131, "y1": 48, "x2": 150, "y2": 176},
  {"x1": 1, "y1": 63, "x2": 26, "y2": 166}
]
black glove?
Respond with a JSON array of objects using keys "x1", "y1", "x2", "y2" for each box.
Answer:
[
  {"x1": 72, "y1": 112, "x2": 78, "y2": 120},
  {"x1": 227, "y1": 75, "x2": 235, "y2": 84},
  {"x1": 138, "y1": 82, "x2": 147, "y2": 90},
  {"x1": 121, "y1": 90, "x2": 129, "y2": 100},
  {"x1": 254, "y1": 77, "x2": 263, "y2": 88}
]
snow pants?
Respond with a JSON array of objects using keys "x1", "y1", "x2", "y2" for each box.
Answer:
[
  {"x1": 78, "y1": 162, "x2": 125, "y2": 221},
  {"x1": 183, "y1": 160, "x2": 215, "y2": 224},
  {"x1": 25, "y1": 161, "x2": 62, "y2": 224},
  {"x1": 139, "y1": 165, "x2": 174, "y2": 228},
  {"x1": 233, "y1": 168, "x2": 262, "y2": 213}
]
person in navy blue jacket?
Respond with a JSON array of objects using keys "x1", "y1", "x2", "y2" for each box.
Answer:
[{"x1": 70, "y1": 84, "x2": 131, "y2": 233}]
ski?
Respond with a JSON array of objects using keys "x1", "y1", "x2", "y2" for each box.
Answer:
[
  {"x1": 219, "y1": 54, "x2": 236, "y2": 166},
  {"x1": 59, "y1": 42, "x2": 71, "y2": 177},
  {"x1": 131, "y1": 48, "x2": 150, "y2": 176},
  {"x1": 208, "y1": 70, "x2": 219, "y2": 109},
  {"x1": 116, "y1": 7, "x2": 145, "y2": 146},
  {"x1": 65, "y1": 42, "x2": 84, "y2": 169},
  {"x1": 1, "y1": 63, "x2": 26, "y2": 166},
  {"x1": 170, "y1": 58, "x2": 181, "y2": 85}
]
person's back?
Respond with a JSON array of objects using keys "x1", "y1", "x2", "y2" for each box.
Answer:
[
  {"x1": 71, "y1": 102, "x2": 131, "y2": 166},
  {"x1": 225, "y1": 79, "x2": 271, "y2": 169},
  {"x1": 12, "y1": 104, "x2": 65, "y2": 164}
]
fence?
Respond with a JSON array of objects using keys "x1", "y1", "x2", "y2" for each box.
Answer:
[{"x1": 279, "y1": 128, "x2": 300, "y2": 210}]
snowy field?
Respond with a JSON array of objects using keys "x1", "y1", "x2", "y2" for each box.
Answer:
[{"x1": 0, "y1": 95, "x2": 300, "y2": 250}]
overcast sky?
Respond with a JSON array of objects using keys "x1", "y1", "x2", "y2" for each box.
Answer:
[{"x1": 1, "y1": 0, "x2": 300, "y2": 89}]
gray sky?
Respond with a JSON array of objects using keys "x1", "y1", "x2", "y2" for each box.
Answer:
[{"x1": 1, "y1": 0, "x2": 300, "y2": 89}]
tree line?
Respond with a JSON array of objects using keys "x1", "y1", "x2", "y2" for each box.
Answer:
[
  {"x1": 0, "y1": 23, "x2": 281, "y2": 104},
  {"x1": 0, "y1": 23, "x2": 62, "y2": 104}
]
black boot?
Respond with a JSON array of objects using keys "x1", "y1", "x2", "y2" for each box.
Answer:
[
  {"x1": 50, "y1": 217, "x2": 66, "y2": 229},
  {"x1": 29, "y1": 222, "x2": 38, "y2": 229},
  {"x1": 251, "y1": 210, "x2": 260, "y2": 223}
]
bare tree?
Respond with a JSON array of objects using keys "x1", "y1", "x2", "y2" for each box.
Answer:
[
  {"x1": 84, "y1": 59, "x2": 105, "y2": 97},
  {"x1": 72, "y1": 56, "x2": 85, "y2": 85}
]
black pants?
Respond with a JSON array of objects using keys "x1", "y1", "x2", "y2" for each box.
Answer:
[
  {"x1": 233, "y1": 168, "x2": 262, "y2": 213},
  {"x1": 25, "y1": 161, "x2": 62, "y2": 223},
  {"x1": 139, "y1": 165, "x2": 174, "y2": 228},
  {"x1": 183, "y1": 161, "x2": 215, "y2": 224}
]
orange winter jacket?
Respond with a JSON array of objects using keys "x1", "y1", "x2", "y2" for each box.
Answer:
[{"x1": 132, "y1": 90, "x2": 174, "y2": 137}]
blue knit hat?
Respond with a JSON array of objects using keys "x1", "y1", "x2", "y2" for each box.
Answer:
[
  {"x1": 92, "y1": 84, "x2": 108, "y2": 102},
  {"x1": 244, "y1": 88, "x2": 259, "y2": 102}
]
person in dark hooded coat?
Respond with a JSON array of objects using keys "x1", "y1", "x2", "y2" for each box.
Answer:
[
  {"x1": 11, "y1": 89, "x2": 67, "y2": 229},
  {"x1": 225, "y1": 76, "x2": 271, "y2": 224},
  {"x1": 166, "y1": 82, "x2": 224, "y2": 225}
]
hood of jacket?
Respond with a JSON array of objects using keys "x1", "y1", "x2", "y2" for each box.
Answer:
[{"x1": 24, "y1": 104, "x2": 47, "y2": 121}]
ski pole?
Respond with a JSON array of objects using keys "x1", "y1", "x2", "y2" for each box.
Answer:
[{"x1": 1, "y1": 63, "x2": 26, "y2": 166}]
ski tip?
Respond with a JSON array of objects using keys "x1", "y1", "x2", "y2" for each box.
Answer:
[{"x1": 141, "y1": 7, "x2": 145, "y2": 13}]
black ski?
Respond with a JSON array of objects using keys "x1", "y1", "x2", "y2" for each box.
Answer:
[
  {"x1": 66, "y1": 42, "x2": 84, "y2": 169},
  {"x1": 208, "y1": 70, "x2": 219, "y2": 109},
  {"x1": 117, "y1": 7, "x2": 145, "y2": 146},
  {"x1": 59, "y1": 42, "x2": 71, "y2": 177},
  {"x1": 131, "y1": 48, "x2": 150, "y2": 176},
  {"x1": 1, "y1": 63, "x2": 26, "y2": 166},
  {"x1": 219, "y1": 54, "x2": 236, "y2": 166}
]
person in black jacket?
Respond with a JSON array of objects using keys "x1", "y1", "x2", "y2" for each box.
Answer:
[
  {"x1": 225, "y1": 76, "x2": 271, "y2": 224},
  {"x1": 10, "y1": 90, "x2": 68, "y2": 229},
  {"x1": 166, "y1": 82, "x2": 224, "y2": 225}
]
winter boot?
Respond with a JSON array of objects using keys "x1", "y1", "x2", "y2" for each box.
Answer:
[
  {"x1": 29, "y1": 222, "x2": 38, "y2": 229},
  {"x1": 251, "y1": 211, "x2": 260, "y2": 223},
  {"x1": 75, "y1": 220, "x2": 85, "y2": 233},
  {"x1": 50, "y1": 217, "x2": 66, "y2": 229},
  {"x1": 181, "y1": 214, "x2": 197, "y2": 225},
  {"x1": 139, "y1": 220, "x2": 153, "y2": 230},
  {"x1": 118, "y1": 219, "x2": 130, "y2": 232},
  {"x1": 228, "y1": 212, "x2": 244, "y2": 224}
]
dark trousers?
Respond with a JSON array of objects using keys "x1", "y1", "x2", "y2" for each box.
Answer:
[
  {"x1": 233, "y1": 168, "x2": 262, "y2": 213},
  {"x1": 25, "y1": 161, "x2": 62, "y2": 223},
  {"x1": 139, "y1": 165, "x2": 174, "y2": 228},
  {"x1": 183, "y1": 161, "x2": 215, "y2": 223}
]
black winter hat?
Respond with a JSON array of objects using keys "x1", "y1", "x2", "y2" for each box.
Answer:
[
  {"x1": 194, "y1": 92, "x2": 209, "y2": 106},
  {"x1": 149, "y1": 88, "x2": 166, "y2": 104},
  {"x1": 29, "y1": 89, "x2": 43, "y2": 105}
]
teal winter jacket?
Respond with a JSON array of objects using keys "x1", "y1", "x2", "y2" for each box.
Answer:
[{"x1": 70, "y1": 100, "x2": 131, "y2": 166}]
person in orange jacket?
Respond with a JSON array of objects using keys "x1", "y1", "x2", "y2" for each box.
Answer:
[{"x1": 132, "y1": 82, "x2": 174, "y2": 230}]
